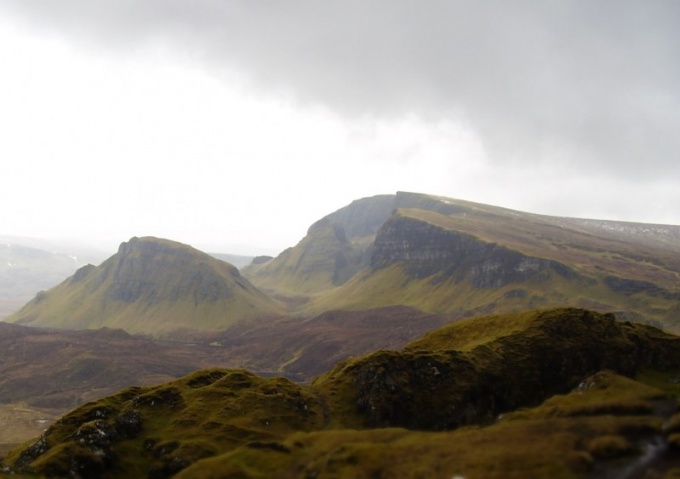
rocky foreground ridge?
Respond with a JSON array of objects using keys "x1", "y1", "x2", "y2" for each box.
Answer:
[{"x1": 6, "y1": 308, "x2": 680, "y2": 478}]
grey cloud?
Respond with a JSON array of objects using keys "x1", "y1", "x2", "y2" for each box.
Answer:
[{"x1": 5, "y1": 0, "x2": 680, "y2": 178}]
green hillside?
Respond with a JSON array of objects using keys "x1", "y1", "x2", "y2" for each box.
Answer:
[
  {"x1": 242, "y1": 219, "x2": 366, "y2": 296},
  {"x1": 6, "y1": 237, "x2": 283, "y2": 336},
  {"x1": 6, "y1": 308, "x2": 680, "y2": 478},
  {"x1": 242, "y1": 192, "x2": 469, "y2": 299}
]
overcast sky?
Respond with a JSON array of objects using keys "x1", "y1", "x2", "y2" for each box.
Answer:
[{"x1": 1, "y1": 1, "x2": 678, "y2": 255}]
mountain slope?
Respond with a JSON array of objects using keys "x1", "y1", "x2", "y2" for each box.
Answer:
[
  {"x1": 303, "y1": 195, "x2": 680, "y2": 330},
  {"x1": 242, "y1": 218, "x2": 366, "y2": 296},
  {"x1": 6, "y1": 237, "x2": 282, "y2": 336},
  {"x1": 6, "y1": 308, "x2": 680, "y2": 478},
  {"x1": 242, "y1": 192, "x2": 465, "y2": 297}
]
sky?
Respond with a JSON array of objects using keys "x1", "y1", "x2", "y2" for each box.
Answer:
[{"x1": 1, "y1": 1, "x2": 679, "y2": 256}]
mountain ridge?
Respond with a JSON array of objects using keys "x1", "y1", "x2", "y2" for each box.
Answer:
[
  {"x1": 6, "y1": 191, "x2": 680, "y2": 336},
  {"x1": 288, "y1": 193, "x2": 680, "y2": 330}
]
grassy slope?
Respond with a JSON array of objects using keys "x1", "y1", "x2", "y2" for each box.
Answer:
[
  {"x1": 243, "y1": 220, "x2": 373, "y2": 303},
  {"x1": 0, "y1": 404, "x2": 59, "y2": 459},
  {"x1": 7, "y1": 308, "x2": 680, "y2": 478},
  {"x1": 243, "y1": 222, "x2": 349, "y2": 295}
]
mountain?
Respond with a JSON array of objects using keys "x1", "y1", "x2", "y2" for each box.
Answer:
[
  {"x1": 242, "y1": 193, "x2": 451, "y2": 297},
  {"x1": 245, "y1": 192, "x2": 680, "y2": 331},
  {"x1": 6, "y1": 237, "x2": 282, "y2": 336},
  {"x1": 6, "y1": 308, "x2": 680, "y2": 478}
]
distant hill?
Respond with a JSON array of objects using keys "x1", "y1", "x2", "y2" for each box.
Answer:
[
  {"x1": 0, "y1": 236, "x2": 108, "y2": 318},
  {"x1": 207, "y1": 253, "x2": 254, "y2": 269},
  {"x1": 245, "y1": 192, "x2": 680, "y2": 331},
  {"x1": 6, "y1": 237, "x2": 283, "y2": 336},
  {"x1": 7, "y1": 308, "x2": 680, "y2": 478}
]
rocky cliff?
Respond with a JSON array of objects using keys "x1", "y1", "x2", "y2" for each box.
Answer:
[{"x1": 371, "y1": 212, "x2": 575, "y2": 287}]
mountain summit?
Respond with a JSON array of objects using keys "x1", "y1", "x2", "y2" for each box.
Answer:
[{"x1": 7, "y1": 237, "x2": 282, "y2": 336}]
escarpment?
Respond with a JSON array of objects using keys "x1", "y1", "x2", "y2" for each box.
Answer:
[{"x1": 370, "y1": 213, "x2": 575, "y2": 287}]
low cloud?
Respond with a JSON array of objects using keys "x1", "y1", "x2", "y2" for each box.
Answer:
[
  {"x1": 3, "y1": 1, "x2": 679, "y2": 232},
  {"x1": 5, "y1": 1, "x2": 678, "y2": 181}
]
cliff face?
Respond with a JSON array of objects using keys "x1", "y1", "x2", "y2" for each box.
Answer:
[
  {"x1": 101, "y1": 238, "x2": 241, "y2": 304},
  {"x1": 371, "y1": 214, "x2": 574, "y2": 288}
]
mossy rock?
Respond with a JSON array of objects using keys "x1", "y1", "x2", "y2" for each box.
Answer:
[{"x1": 587, "y1": 435, "x2": 637, "y2": 459}]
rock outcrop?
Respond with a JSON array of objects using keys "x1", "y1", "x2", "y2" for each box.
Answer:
[
  {"x1": 322, "y1": 308, "x2": 680, "y2": 430},
  {"x1": 371, "y1": 213, "x2": 575, "y2": 287}
]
